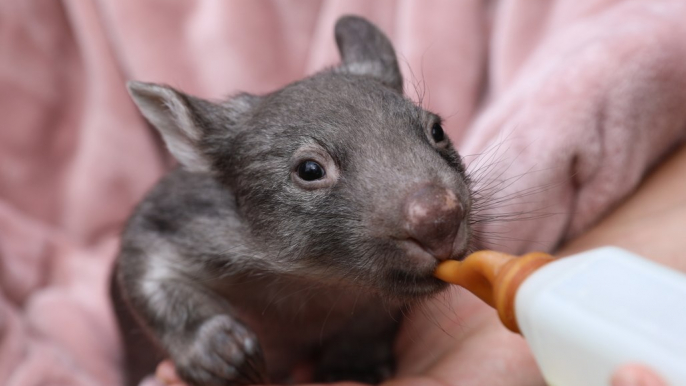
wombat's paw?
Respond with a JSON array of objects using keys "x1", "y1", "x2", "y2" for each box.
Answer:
[{"x1": 172, "y1": 315, "x2": 268, "y2": 386}]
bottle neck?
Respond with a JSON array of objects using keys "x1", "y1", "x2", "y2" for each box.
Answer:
[{"x1": 435, "y1": 251, "x2": 554, "y2": 333}]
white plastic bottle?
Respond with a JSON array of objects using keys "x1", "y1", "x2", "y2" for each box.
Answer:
[
  {"x1": 516, "y1": 247, "x2": 686, "y2": 386},
  {"x1": 435, "y1": 246, "x2": 686, "y2": 386}
]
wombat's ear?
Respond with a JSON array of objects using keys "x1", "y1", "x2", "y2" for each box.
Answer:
[
  {"x1": 127, "y1": 81, "x2": 217, "y2": 172},
  {"x1": 335, "y1": 15, "x2": 403, "y2": 93}
]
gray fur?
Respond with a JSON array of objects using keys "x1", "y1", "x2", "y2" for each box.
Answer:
[{"x1": 111, "y1": 15, "x2": 472, "y2": 386}]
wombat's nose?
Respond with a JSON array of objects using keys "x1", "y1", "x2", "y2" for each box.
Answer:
[{"x1": 404, "y1": 185, "x2": 462, "y2": 261}]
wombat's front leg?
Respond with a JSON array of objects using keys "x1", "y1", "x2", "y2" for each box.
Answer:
[{"x1": 119, "y1": 268, "x2": 268, "y2": 386}]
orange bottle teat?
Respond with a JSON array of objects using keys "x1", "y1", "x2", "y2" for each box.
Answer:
[{"x1": 434, "y1": 251, "x2": 554, "y2": 333}]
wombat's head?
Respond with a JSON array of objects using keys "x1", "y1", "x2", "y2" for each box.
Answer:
[{"x1": 128, "y1": 16, "x2": 472, "y2": 301}]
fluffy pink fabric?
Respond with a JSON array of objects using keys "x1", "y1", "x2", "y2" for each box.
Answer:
[{"x1": 1, "y1": 0, "x2": 684, "y2": 384}]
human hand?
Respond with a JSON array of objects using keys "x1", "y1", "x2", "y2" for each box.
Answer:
[
  {"x1": 151, "y1": 288, "x2": 545, "y2": 386},
  {"x1": 612, "y1": 364, "x2": 668, "y2": 386}
]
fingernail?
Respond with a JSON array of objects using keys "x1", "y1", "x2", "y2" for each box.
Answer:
[
  {"x1": 155, "y1": 361, "x2": 178, "y2": 383},
  {"x1": 612, "y1": 365, "x2": 666, "y2": 386}
]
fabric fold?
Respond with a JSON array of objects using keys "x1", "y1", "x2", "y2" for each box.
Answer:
[{"x1": 1, "y1": 1, "x2": 684, "y2": 384}]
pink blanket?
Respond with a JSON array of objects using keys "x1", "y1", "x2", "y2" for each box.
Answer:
[{"x1": 1, "y1": 0, "x2": 685, "y2": 384}]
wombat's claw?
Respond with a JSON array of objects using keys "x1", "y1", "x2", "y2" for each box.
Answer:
[{"x1": 172, "y1": 315, "x2": 268, "y2": 386}]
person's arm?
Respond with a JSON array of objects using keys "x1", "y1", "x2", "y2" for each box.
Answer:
[{"x1": 559, "y1": 143, "x2": 686, "y2": 272}]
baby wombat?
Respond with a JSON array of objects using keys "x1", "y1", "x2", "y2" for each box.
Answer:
[{"x1": 111, "y1": 15, "x2": 473, "y2": 386}]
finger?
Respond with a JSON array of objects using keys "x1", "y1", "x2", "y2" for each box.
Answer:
[
  {"x1": 156, "y1": 360, "x2": 186, "y2": 386},
  {"x1": 611, "y1": 364, "x2": 668, "y2": 386},
  {"x1": 153, "y1": 359, "x2": 287, "y2": 386}
]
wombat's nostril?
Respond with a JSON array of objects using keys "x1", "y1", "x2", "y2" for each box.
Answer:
[{"x1": 404, "y1": 184, "x2": 462, "y2": 261}]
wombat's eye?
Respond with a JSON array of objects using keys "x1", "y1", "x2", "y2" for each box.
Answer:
[
  {"x1": 431, "y1": 122, "x2": 445, "y2": 142},
  {"x1": 297, "y1": 160, "x2": 326, "y2": 181}
]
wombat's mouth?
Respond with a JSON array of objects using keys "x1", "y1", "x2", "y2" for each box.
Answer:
[
  {"x1": 380, "y1": 234, "x2": 470, "y2": 300},
  {"x1": 396, "y1": 237, "x2": 469, "y2": 265},
  {"x1": 382, "y1": 268, "x2": 448, "y2": 299}
]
